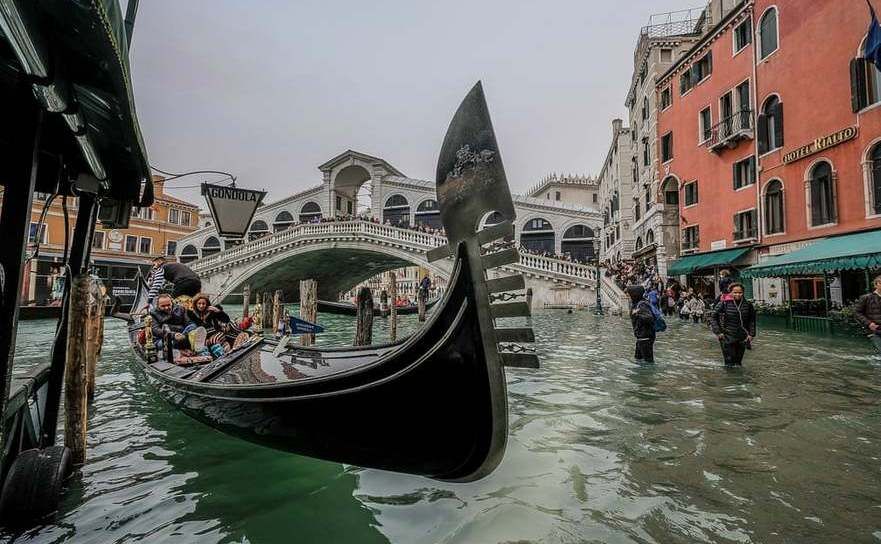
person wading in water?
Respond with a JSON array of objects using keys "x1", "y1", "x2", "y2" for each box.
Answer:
[
  {"x1": 627, "y1": 285, "x2": 657, "y2": 364},
  {"x1": 854, "y1": 274, "x2": 881, "y2": 354},
  {"x1": 709, "y1": 283, "x2": 756, "y2": 367}
]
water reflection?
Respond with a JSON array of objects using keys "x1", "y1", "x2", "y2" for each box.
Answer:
[{"x1": 2, "y1": 310, "x2": 880, "y2": 543}]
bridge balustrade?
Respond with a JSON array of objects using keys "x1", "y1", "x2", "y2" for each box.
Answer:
[{"x1": 188, "y1": 220, "x2": 597, "y2": 287}]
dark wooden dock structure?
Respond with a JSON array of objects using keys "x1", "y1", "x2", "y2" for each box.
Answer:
[{"x1": 0, "y1": 0, "x2": 151, "y2": 525}]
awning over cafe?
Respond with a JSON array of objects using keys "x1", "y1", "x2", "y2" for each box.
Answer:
[
  {"x1": 667, "y1": 247, "x2": 751, "y2": 277},
  {"x1": 741, "y1": 229, "x2": 881, "y2": 279}
]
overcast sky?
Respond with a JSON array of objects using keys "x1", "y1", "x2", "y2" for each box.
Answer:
[{"x1": 130, "y1": 0, "x2": 701, "y2": 207}]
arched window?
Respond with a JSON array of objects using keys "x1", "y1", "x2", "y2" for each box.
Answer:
[
  {"x1": 202, "y1": 236, "x2": 221, "y2": 258},
  {"x1": 809, "y1": 162, "x2": 836, "y2": 226},
  {"x1": 759, "y1": 7, "x2": 778, "y2": 60},
  {"x1": 758, "y1": 96, "x2": 784, "y2": 154},
  {"x1": 299, "y1": 201, "x2": 322, "y2": 223},
  {"x1": 561, "y1": 224, "x2": 595, "y2": 262},
  {"x1": 414, "y1": 199, "x2": 442, "y2": 229},
  {"x1": 520, "y1": 218, "x2": 555, "y2": 254},
  {"x1": 383, "y1": 195, "x2": 410, "y2": 227},
  {"x1": 273, "y1": 211, "x2": 294, "y2": 232},
  {"x1": 646, "y1": 229, "x2": 655, "y2": 244},
  {"x1": 663, "y1": 176, "x2": 679, "y2": 205},
  {"x1": 179, "y1": 244, "x2": 199, "y2": 264},
  {"x1": 871, "y1": 144, "x2": 881, "y2": 214},
  {"x1": 764, "y1": 180, "x2": 785, "y2": 234},
  {"x1": 635, "y1": 237, "x2": 644, "y2": 251},
  {"x1": 248, "y1": 219, "x2": 269, "y2": 241}
]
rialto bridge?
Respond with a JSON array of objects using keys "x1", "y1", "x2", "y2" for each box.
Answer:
[{"x1": 177, "y1": 150, "x2": 622, "y2": 308}]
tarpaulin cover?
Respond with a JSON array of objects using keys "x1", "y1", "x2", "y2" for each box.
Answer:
[{"x1": 667, "y1": 247, "x2": 751, "y2": 276}]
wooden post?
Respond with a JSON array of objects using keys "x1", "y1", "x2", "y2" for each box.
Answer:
[
  {"x1": 253, "y1": 301, "x2": 263, "y2": 333},
  {"x1": 65, "y1": 275, "x2": 91, "y2": 465},
  {"x1": 242, "y1": 284, "x2": 250, "y2": 318},
  {"x1": 85, "y1": 281, "x2": 105, "y2": 402},
  {"x1": 417, "y1": 285, "x2": 427, "y2": 323},
  {"x1": 299, "y1": 279, "x2": 317, "y2": 346},
  {"x1": 273, "y1": 290, "x2": 282, "y2": 336},
  {"x1": 389, "y1": 271, "x2": 398, "y2": 342},
  {"x1": 263, "y1": 292, "x2": 273, "y2": 335},
  {"x1": 526, "y1": 288, "x2": 534, "y2": 326},
  {"x1": 354, "y1": 287, "x2": 374, "y2": 346}
]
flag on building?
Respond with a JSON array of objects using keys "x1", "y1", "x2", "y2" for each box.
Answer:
[{"x1": 865, "y1": 1, "x2": 881, "y2": 69}]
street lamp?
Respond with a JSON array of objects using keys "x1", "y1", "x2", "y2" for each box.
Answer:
[{"x1": 593, "y1": 237, "x2": 604, "y2": 316}]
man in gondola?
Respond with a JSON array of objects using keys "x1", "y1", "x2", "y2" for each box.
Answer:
[
  {"x1": 146, "y1": 256, "x2": 202, "y2": 307},
  {"x1": 150, "y1": 293, "x2": 205, "y2": 361}
]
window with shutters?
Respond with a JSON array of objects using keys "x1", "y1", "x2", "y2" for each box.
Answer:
[
  {"x1": 683, "y1": 181, "x2": 698, "y2": 206},
  {"x1": 680, "y1": 52, "x2": 713, "y2": 96},
  {"x1": 634, "y1": 197, "x2": 641, "y2": 221},
  {"x1": 661, "y1": 132, "x2": 674, "y2": 162},
  {"x1": 808, "y1": 161, "x2": 836, "y2": 227},
  {"x1": 758, "y1": 96, "x2": 784, "y2": 154},
  {"x1": 851, "y1": 36, "x2": 881, "y2": 112},
  {"x1": 733, "y1": 19, "x2": 752, "y2": 54},
  {"x1": 764, "y1": 180, "x2": 785, "y2": 234},
  {"x1": 699, "y1": 107, "x2": 712, "y2": 143},
  {"x1": 733, "y1": 156, "x2": 756, "y2": 190},
  {"x1": 682, "y1": 225, "x2": 699, "y2": 251},
  {"x1": 660, "y1": 86, "x2": 672, "y2": 110},
  {"x1": 733, "y1": 209, "x2": 758, "y2": 241},
  {"x1": 643, "y1": 139, "x2": 650, "y2": 166},
  {"x1": 759, "y1": 7, "x2": 778, "y2": 60},
  {"x1": 645, "y1": 185, "x2": 652, "y2": 212}
]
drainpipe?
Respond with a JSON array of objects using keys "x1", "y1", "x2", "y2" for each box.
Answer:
[{"x1": 750, "y1": 2, "x2": 762, "y2": 298}]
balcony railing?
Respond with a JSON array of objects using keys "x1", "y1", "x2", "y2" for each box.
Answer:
[
  {"x1": 705, "y1": 110, "x2": 753, "y2": 152},
  {"x1": 733, "y1": 227, "x2": 758, "y2": 242}
]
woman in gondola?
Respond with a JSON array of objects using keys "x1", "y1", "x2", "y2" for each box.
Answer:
[{"x1": 188, "y1": 293, "x2": 248, "y2": 357}]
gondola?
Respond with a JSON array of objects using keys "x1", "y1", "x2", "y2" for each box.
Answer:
[
  {"x1": 317, "y1": 297, "x2": 439, "y2": 317},
  {"x1": 114, "y1": 83, "x2": 538, "y2": 482}
]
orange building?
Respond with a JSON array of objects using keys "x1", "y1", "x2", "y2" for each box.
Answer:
[
  {"x1": 657, "y1": 0, "x2": 881, "y2": 302},
  {"x1": 12, "y1": 176, "x2": 199, "y2": 304}
]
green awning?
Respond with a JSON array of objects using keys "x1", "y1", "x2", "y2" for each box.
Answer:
[
  {"x1": 741, "y1": 229, "x2": 881, "y2": 278},
  {"x1": 667, "y1": 248, "x2": 751, "y2": 276}
]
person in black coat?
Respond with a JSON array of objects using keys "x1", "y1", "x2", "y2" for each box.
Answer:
[
  {"x1": 627, "y1": 285, "x2": 657, "y2": 363},
  {"x1": 709, "y1": 283, "x2": 756, "y2": 367}
]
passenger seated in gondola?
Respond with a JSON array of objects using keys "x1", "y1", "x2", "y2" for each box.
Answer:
[
  {"x1": 188, "y1": 293, "x2": 249, "y2": 357},
  {"x1": 149, "y1": 293, "x2": 207, "y2": 361}
]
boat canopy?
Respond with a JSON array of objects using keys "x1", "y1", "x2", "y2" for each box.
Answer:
[
  {"x1": 0, "y1": 0, "x2": 152, "y2": 206},
  {"x1": 741, "y1": 229, "x2": 881, "y2": 279},
  {"x1": 666, "y1": 247, "x2": 751, "y2": 276}
]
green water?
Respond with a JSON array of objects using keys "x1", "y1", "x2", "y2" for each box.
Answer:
[{"x1": 3, "y1": 311, "x2": 881, "y2": 543}]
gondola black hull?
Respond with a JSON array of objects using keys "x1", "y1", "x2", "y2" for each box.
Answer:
[
  {"x1": 317, "y1": 298, "x2": 438, "y2": 317},
  {"x1": 126, "y1": 253, "x2": 507, "y2": 481}
]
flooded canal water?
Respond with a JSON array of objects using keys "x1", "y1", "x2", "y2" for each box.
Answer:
[{"x1": 3, "y1": 310, "x2": 881, "y2": 543}]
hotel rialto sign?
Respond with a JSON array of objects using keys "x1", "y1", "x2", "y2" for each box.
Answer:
[{"x1": 782, "y1": 126, "x2": 858, "y2": 164}]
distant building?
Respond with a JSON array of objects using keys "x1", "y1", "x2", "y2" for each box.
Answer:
[
  {"x1": 598, "y1": 119, "x2": 635, "y2": 263},
  {"x1": 12, "y1": 175, "x2": 200, "y2": 304},
  {"x1": 626, "y1": 6, "x2": 706, "y2": 274},
  {"x1": 525, "y1": 173, "x2": 599, "y2": 209}
]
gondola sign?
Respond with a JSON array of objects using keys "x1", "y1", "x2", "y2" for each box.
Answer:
[
  {"x1": 288, "y1": 316, "x2": 324, "y2": 335},
  {"x1": 201, "y1": 182, "x2": 266, "y2": 238}
]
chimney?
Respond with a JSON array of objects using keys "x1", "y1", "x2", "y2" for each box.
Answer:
[
  {"x1": 151, "y1": 174, "x2": 165, "y2": 197},
  {"x1": 612, "y1": 118, "x2": 623, "y2": 137}
]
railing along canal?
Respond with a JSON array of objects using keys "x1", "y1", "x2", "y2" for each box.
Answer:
[{"x1": 188, "y1": 220, "x2": 598, "y2": 286}]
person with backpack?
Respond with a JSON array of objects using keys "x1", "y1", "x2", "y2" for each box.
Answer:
[
  {"x1": 709, "y1": 283, "x2": 756, "y2": 367},
  {"x1": 627, "y1": 285, "x2": 657, "y2": 364}
]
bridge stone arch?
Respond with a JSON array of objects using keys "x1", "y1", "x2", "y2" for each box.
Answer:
[
  {"x1": 211, "y1": 241, "x2": 450, "y2": 303},
  {"x1": 320, "y1": 150, "x2": 405, "y2": 219}
]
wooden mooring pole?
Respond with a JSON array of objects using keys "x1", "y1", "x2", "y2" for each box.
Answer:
[
  {"x1": 299, "y1": 279, "x2": 317, "y2": 346},
  {"x1": 389, "y1": 271, "x2": 398, "y2": 342},
  {"x1": 417, "y1": 285, "x2": 427, "y2": 323},
  {"x1": 273, "y1": 290, "x2": 283, "y2": 336},
  {"x1": 65, "y1": 275, "x2": 96, "y2": 465},
  {"x1": 85, "y1": 281, "x2": 105, "y2": 402},
  {"x1": 263, "y1": 292, "x2": 272, "y2": 335},
  {"x1": 354, "y1": 287, "x2": 374, "y2": 346},
  {"x1": 242, "y1": 284, "x2": 250, "y2": 318}
]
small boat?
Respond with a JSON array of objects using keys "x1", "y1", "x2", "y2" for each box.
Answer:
[
  {"x1": 317, "y1": 298, "x2": 439, "y2": 317},
  {"x1": 114, "y1": 83, "x2": 538, "y2": 481}
]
